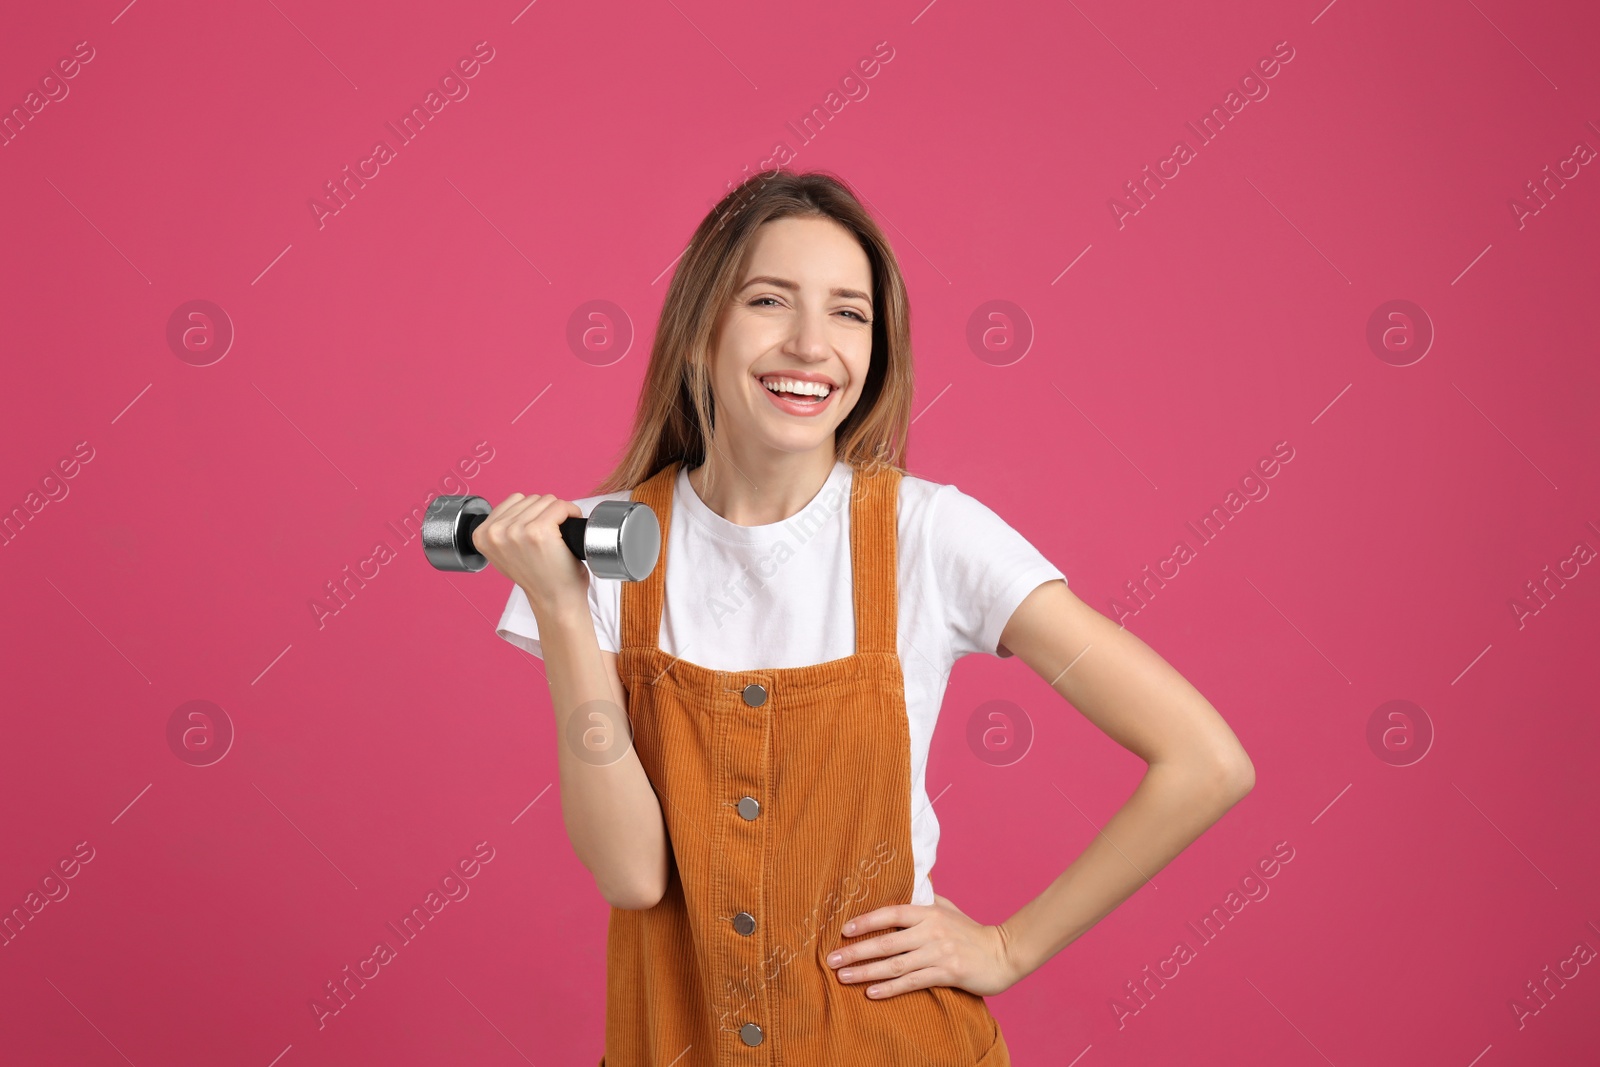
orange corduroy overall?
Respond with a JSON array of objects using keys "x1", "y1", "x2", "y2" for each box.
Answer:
[{"x1": 599, "y1": 459, "x2": 1010, "y2": 1065}]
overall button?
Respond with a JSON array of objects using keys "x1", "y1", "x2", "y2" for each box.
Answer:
[
  {"x1": 742, "y1": 683, "x2": 767, "y2": 707},
  {"x1": 740, "y1": 1022, "x2": 764, "y2": 1046},
  {"x1": 732, "y1": 912, "x2": 756, "y2": 936},
  {"x1": 736, "y1": 796, "x2": 761, "y2": 820}
]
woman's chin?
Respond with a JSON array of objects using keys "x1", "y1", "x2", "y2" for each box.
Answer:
[{"x1": 745, "y1": 421, "x2": 837, "y2": 457}]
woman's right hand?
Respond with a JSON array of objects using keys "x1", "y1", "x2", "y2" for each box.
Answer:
[{"x1": 469, "y1": 493, "x2": 592, "y2": 622}]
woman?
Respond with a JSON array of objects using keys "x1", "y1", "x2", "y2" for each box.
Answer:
[{"x1": 477, "y1": 169, "x2": 1254, "y2": 1065}]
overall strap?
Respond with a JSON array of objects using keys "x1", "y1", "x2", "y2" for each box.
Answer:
[
  {"x1": 850, "y1": 462, "x2": 900, "y2": 656},
  {"x1": 618, "y1": 458, "x2": 901, "y2": 656},
  {"x1": 620, "y1": 460, "x2": 679, "y2": 651}
]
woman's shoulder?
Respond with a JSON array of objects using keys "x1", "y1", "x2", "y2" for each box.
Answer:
[
  {"x1": 892, "y1": 470, "x2": 948, "y2": 524},
  {"x1": 892, "y1": 471, "x2": 987, "y2": 569},
  {"x1": 894, "y1": 469, "x2": 1054, "y2": 562},
  {"x1": 893, "y1": 469, "x2": 987, "y2": 526}
]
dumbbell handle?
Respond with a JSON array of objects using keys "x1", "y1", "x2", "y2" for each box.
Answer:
[{"x1": 457, "y1": 508, "x2": 586, "y2": 560}]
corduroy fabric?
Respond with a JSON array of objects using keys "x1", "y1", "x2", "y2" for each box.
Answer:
[{"x1": 598, "y1": 459, "x2": 1010, "y2": 1066}]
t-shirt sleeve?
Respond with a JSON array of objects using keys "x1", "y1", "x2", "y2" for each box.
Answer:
[
  {"x1": 494, "y1": 577, "x2": 620, "y2": 659},
  {"x1": 928, "y1": 484, "x2": 1067, "y2": 660}
]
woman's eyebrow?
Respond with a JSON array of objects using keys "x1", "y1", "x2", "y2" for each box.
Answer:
[{"x1": 739, "y1": 275, "x2": 872, "y2": 305}]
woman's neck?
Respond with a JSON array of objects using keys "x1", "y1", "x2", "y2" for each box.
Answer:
[{"x1": 687, "y1": 446, "x2": 838, "y2": 527}]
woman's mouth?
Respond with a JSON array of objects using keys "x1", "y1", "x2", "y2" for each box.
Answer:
[{"x1": 757, "y1": 374, "x2": 836, "y2": 417}]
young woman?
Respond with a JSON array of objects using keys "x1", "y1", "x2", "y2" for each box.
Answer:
[{"x1": 476, "y1": 170, "x2": 1254, "y2": 1065}]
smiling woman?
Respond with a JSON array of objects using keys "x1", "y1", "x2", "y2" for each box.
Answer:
[
  {"x1": 478, "y1": 168, "x2": 1253, "y2": 1066},
  {"x1": 594, "y1": 173, "x2": 912, "y2": 502},
  {"x1": 673, "y1": 215, "x2": 885, "y2": 502}
]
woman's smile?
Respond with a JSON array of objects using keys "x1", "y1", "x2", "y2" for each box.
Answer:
[{"x1": 755, "y1": 371, "x2": 839, "y2": 418}]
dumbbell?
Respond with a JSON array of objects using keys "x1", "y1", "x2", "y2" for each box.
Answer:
[{"x1": 421, "y1": 495, "x2": 660, "y2": 580}]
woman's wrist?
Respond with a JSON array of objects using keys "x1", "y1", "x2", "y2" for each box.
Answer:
[
  {"x1": 995, "y1": 918, "x2": 1042, "y2": 987},
  {"x1": 524, "y1": 587, "x2": 591, "y2": 635}
]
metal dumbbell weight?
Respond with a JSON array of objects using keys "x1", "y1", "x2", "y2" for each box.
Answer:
[{"x1": 421, "y1": 495, "x2": 661, "y2": 581}]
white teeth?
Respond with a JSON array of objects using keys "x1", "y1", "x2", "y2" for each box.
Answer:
[{"x1": 761, "y1": 376, "x2": 831, "y2": 398}]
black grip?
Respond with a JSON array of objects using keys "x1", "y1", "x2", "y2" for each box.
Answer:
[
  {"x1": 457, "y1": 509, "x2": 588, "y2": 561},
  {"x1": 559, "y1": 516, "x2": 588, "y2": 559}
]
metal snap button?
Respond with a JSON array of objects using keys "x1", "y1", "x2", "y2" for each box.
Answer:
[
  {"x1": 737, "y1": 796, "x2": 760, "y2": 820},
  {"x1": 741, "y1": 683, "x2": 767, "y2": 707},
  {"x1": 732, "y1": 911, "x2": 756, "y2": 936},
  {"x1": 739, "y1": 1022, "x2": 764, "y2": 1046}
]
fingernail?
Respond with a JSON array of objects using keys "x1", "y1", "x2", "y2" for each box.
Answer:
[
  {"x1": 843, "y1": 921, "x2": 855, "y2": 934},
  {"x1": 867, "y1": 986, "x2": 881, "y2": 996},
  {"x1": 839, "y1": 969, "x2": 853, "y2": 980},
  {"x1": 827, "y1": 953, "x2": 843, "y2": 966}
]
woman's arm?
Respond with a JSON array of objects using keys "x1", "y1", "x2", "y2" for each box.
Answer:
[
  {"x1": 536, "y1": 603, "x2": 670, "y2": 910},
  {"x1": 992, "y1": 578, "x2": 1255, "y2": 981}
]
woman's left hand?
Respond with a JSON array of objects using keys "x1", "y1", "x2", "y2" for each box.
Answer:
[{"x1": 826, "y1": 894, "x2": 1021, "y2": 999}]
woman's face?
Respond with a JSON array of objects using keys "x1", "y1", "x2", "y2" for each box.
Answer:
[{"x1": 705, "y1": 215, "x2": 876, "y2": 463}]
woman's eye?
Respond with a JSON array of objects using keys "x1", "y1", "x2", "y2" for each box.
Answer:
[{"x1": 748, "y1": 297, "x2": 869, "y2": 323}]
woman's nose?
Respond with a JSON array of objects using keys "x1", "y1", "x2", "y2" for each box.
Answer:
[{"x1": 787, "y1": 310, "x2": 831, "y2": 357}]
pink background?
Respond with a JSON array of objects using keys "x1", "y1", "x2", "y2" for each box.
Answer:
[{"x1": 3, "y1": 0, "x2": 1597, "y2": 1063}]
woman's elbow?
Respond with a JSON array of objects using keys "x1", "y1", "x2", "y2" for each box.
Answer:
[
  {"x1": 1154, "y1": 736, "x2": 1254, "y2": 800},
  {"x1": 1217, "y1": 749, "x2": 1255, "y2": 801},
  {"x1": 599, "y1": 873, "x2": 668, "y2": 911},
  {"x1": 606, "y1": 887, "x2": 664, "y2": 911},
  {"x1": 598, "y1": 883, "x2": 659, "y2": 908}
]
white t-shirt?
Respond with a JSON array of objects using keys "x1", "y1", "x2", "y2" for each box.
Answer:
[{"x1": 495, "y1": 460, "x2": 1067, "y2": 906}]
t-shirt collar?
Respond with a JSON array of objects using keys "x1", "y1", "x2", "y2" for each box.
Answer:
[{"x1": 676, "y1": 460, "x2": 853, "y2": 545}]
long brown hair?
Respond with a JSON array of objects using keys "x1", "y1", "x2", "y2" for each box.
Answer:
[{"x1": 592, "y1": 168, "x2": 914, "y2": 495}]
